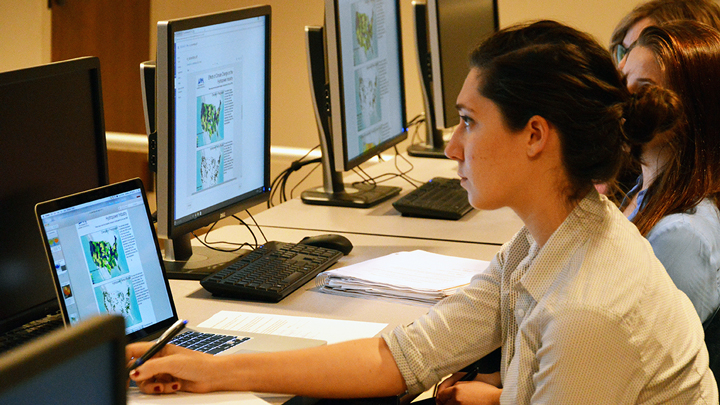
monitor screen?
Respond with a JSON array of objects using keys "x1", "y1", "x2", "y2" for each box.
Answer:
[
  {"x1": 0, "y1": 314, "x2": 126, "y2": 405},
  {"x1": 0, "y1": 57, "x2": 109, "y2": 333},
  {"x1": 327, "y1": 0, "x2": 407, "y2": 171},
  {"x1": 156, "y1": 6, "x2": 272, "y2": 277},
  {"x1": 407, "y1": 0, "x2": 497, "y2": 158},
  {"x1": 429, "y1": 0, "x2": 497, "y2": 130},
  {"x1": 300, "y1": 0, "x2": 406, "y2": 208},
  {"x1": 37, "y1": 182, "x2": 176, "y2": 340}
]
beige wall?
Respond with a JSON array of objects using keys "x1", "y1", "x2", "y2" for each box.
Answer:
[
  {"x1": 0, "y1": 0, "x2": 51, "y2": 73},
  {"x1": 148, "y1": 0, "x2": 645, "y2": 152},
  {"x1": 3, "y1": 0, "x2": 654, "y2": 151}
]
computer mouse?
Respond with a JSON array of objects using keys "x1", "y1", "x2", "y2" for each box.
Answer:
[{"x1": 298, "y1": 234, "x2": 353, "y2": 255}]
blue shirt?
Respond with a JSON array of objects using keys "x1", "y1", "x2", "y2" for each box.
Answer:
[{"x1": 626, "y1": 177, "x2": 720, "y2": 322}]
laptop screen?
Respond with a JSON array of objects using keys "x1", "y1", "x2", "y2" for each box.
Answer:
[{"x1": 37, "y1": 180, "x2": 177, "y2": 341}]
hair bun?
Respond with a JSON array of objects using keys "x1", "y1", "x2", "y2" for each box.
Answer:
[{"x1": 622, "y1": 85, "x2": 685, "y2": 145}]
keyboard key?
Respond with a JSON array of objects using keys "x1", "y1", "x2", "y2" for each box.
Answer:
[
  {"x1": 392, "y1": 177, "x2": 473, "y2": 220},
  {"x1": 200, "y1": 241, "x2": 343, "y2": 302}
]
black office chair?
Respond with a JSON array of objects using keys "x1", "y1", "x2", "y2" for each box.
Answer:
[{"x1": 703, "y1": 305, "x2": 720, "y2": 380}]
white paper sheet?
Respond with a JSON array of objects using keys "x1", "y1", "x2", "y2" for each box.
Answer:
[
  {"x1": 198, "y1": 311, "x2": 387, "y2": 345},
  {"x1": 315, "y1": 250, "x2": 490, "y2": 303},
  {"x1": 128, "y1": 389, "x2": 272, "y2": 405}
]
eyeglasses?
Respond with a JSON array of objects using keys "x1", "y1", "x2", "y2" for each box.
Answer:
[{"x1": 614, "y1": 43, "x2": 629, "y2": 65}]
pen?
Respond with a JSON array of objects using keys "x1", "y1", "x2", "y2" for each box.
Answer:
[
  {"x1": 126, "y1": 319, "x2": 187, "y2": 374},
  {"x1": 458, "y1": 365, "x2": 480, "y2": 382},
  {"x1": 433, "y1": 364, "x2": 481, "y2": 398}
]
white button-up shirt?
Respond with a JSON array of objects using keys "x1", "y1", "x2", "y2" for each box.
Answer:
[{"x1": 384, "y1": 191, "x2": 717, "y2": 404}]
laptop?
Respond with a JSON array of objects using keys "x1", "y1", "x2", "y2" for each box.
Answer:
[{"x1": 34, "y1": 178, "x2": 325, "y2": 354}]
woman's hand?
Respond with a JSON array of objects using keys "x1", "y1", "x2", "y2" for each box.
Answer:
[
  {"x1": 126, "y1": 342, "x2": 221, "y2": 394},
  {"x1": 435, "y1": 372, "x2": 502, "y2": 405}
]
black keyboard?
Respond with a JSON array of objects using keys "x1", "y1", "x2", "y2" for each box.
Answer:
[
  {"x1": 170, "y1": 330, "x2": 250, "y2": 355},
  {"x1": 392, "y1": 177, "x2": 473, "y2": 220},
  {"x1": 200, "y1": 241, "x2": 344, "y2": 302},
  {"x1": 0, "y1": 313, "x2": 64, "y2": 354}
]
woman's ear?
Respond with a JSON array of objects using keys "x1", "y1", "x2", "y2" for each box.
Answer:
[{"x1": 525, "y1": 115, "x2": 553, "y2": 158}]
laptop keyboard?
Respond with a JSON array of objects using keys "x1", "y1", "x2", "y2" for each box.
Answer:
[
  {"x1": 392, "y1": 177, "x2": 473, "y2": 220},
  {"x1": 170, "y1": 330, "x2": 250, "y2": 355},
  {"x1": 0, "y1": 313, "x2": 64, "y2": 354},
  {"x1": 200, "y1": 241, "x2": 344, "y2": 302}
]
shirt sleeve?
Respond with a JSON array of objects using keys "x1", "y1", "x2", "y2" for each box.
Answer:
[
  {"x1": 647, "y1": 215, "x2": 718, "y2": 322},
  {"x1": 383, "y1": 253, "x2": 504, "y2": 396}
]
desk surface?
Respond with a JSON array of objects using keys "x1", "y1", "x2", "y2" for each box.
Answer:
[
  {"x1": 173, "y1": 226, "x2": 501, "y2": 335},
  {"x1": 157, "y1": 226, "x2": 499, "y2": 403},
  {"x1": 135, "y1": 155, "x2": 516, "y2": 403},
  {"x1": 253, "y1": 154, "x2": 524, "y2": 245}
]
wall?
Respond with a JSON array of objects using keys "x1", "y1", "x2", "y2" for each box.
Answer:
[
  {"x1": 150, "y1": 0, "x2": 421, "y2": 152},
  {"x1": 0, "y1": 0, "x2": 51, "y2": 73},
  {"x1": 0, "y1": 0, "x2": 667, "y2": 216},
  {"x1": 499, "y1": 0, "x2": 638, "y2": 47},
  {"x1": 148, "y1": 0, "x2": 648, "y2": 154},
  {"x1": 6, "y1": 0, "x2": 650, "y2": 146}
]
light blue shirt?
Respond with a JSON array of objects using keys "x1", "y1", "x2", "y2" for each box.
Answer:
[{"x1": 627, "y1": 177, "x2": 720, "y2": 322}]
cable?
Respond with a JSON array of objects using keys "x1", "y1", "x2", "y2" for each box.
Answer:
[
  {"x1": 191, "y1": 220, "x2": 254, "y2": 253},
  {"x1": 407, "y1": 113, "x2": 426, "y2": 146},
  {"x1": 241, "y1": 210, "x2": 268, "y2": 244},
  {"x1": 190, "y1": 211, "x2": 270, "y2": 252},
  {"x1": 233, "y1": 216, "x2": 259, "y2": 248},
  {"x1": 290, "y1": 162, "x2": 322, "y2": 199},
  {"x1": 352, "y1": 146, "x2": 422, "y2": 189},
  {"x1": 268, "y1": 146, "x2": 322, "y2": 208}
]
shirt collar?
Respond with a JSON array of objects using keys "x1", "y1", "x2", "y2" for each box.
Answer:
[
  {"x1": 623, "y1": 175, "x2": 646, "y2": 221},
  {"x1": 519, "y1": 189, "x2": 607, "y2": 302}
]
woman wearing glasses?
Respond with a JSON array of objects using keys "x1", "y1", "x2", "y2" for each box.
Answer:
[
  {"x1": 611, "y1": 0, "x2": 720, "y2": 66},
  {"x1": 603, "y1": 0, "x2": 720, "y2": 198},
  {"x1": 127, "y1": 21, "x2": 717, "y2": 403},
  {"x1": 618, "y1": 20, "x2": 720, "y2": 325}
]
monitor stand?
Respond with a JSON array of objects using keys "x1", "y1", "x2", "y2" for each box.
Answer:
[
  {"x1": 301, "y1": 26, "x2": 401, "y2": 209},
  {"x1": 407, "y1": 1, "x2": 448, "y2": 160},
  {"x1": 407, "y1": 140, "x2": 448, "y2": 158},
  {"x1": 301, "y1": 170, "x2": 400, "y2": 208},
  {"x1": 162, "y1": 234, "x2": 247, "y2": 280}
]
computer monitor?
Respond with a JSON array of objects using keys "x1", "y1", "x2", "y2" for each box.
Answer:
[
  {"x1": 0, "y1": 56, "x2": 109, "y2": 334},
  {"x1": 0, "y1": 314, "x2": 126, "y2": 405},
  {"x1": 155, "y1": 6, "x2": 272, "y2": 279},
  {"x1": 407, "y1": 0, "x2": 498, "y2": 158},
  {"x1": 301, "y1": 0, "x2": 408, "y2": 208}
]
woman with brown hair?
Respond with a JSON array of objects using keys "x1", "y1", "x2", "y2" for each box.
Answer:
[
  {"x1": 611, "y1": 0, "x2": 720, "y2": 65},
  {"x1": 126, "y1": 21, "x2": 717, "y2": 403},
  {"x1": 619, "y1": 20, "x2": 720, "y2": 324},
  {"x1": 603, "y1": 0, "x2": 720, "y2": 198}
]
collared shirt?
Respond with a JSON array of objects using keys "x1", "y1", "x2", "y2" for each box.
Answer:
[
  {"x1": 384, "y1": 191, "x2": 717, "y2": 404},
  {"x1": 626, "y1": 177, "x2": 720, "y2": 322}
]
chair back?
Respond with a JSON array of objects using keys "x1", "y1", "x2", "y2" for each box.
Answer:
[{"x1": 704, "y1": 306, "x2": 720, "y2": 380}]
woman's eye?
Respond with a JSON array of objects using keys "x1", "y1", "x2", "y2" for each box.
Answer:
[{"x1": 460, "y1": 115, "x2": 472, "y2": 127}]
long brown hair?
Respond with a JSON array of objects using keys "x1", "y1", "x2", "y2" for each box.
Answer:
[
  {"x1": 629, "y1": 21, "x2": 720, "y2": 235},
  {"x1": 611, "y1": 0, "x2": 720, "y2": 55},
  {"x1": 470, "y1": 21, "x2": 680, "y2": 203}
]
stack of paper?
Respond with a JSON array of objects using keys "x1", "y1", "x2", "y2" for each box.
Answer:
[{"x1": 315, "y1": 250, "x2": 490, "y2": 304}]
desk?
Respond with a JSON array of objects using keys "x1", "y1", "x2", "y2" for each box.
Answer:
[
  {"x1": 252, "y1": 153, "x2": 524, "y2": 245},
  {"x1": 133, "y1": 154, "x2": 516, "y2": 404},
  {"x1": 148, "y1": 226, "x2": 503, "y2": 404},
  {"x1": 172, "y1": 226, "x2": 501, "y2": 335}
]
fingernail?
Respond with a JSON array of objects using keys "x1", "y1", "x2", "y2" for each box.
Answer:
[
  {"x1": 130, "y1": 370, "x2": 139, "y2": 378},
  {"x1": 172, "y1": 384, "x2": 179, "y2": 390},
  {"x1": 154, "y1": 386, "x2": 161, "y2": 393}
]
